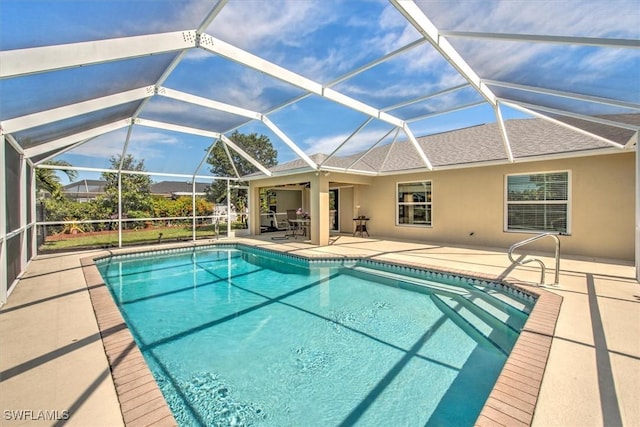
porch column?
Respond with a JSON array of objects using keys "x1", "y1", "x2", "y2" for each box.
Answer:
[
  {"x1": 310, "y1": 173, "x2": 330, "y2": 245},
  {"x1": 249, "y1": 184, "x2": 261, "y2": 235}
]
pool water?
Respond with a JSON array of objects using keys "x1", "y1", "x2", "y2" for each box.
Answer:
[{"x1": 97, "y1": 246, "x2": 533, "y2": 426}]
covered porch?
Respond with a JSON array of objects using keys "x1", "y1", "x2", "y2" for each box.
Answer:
[{"x1": 249, "y1": 171, "x2": 375, "y2": 245}]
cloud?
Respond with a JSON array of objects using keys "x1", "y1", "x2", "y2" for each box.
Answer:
[
  {"x1": 67, "y1": 129, "x2": 181, "y2": 160},
  {"x1": 207, "y1": 1, "x2": 335, "y2": 50},
  {"x1": 419, "y1": 0, "x2": 639, "y2": 38},
  {"x1": 414, "y1": 0, "x2": 640, "y2": 83},
  {"x1": 335, "y1": 69, "x2": 466, "y2": 108}
]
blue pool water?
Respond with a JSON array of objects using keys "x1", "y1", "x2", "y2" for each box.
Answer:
[{"x1": 97, "y1": 245, "x2": 533, "y2": 426}]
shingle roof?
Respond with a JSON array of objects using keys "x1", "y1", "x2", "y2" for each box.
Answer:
[
  {"x1": 259, "y1": 117, "x2": 626, "y2": 177},
  {"x1": 149, "y1": 181, "x2": 209, "y2": 195},
  {"x1": 63, "y1": 179, "x2": 107, "y2": 192}
]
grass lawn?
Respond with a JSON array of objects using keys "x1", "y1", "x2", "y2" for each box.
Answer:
[{"x1": 39, "y1": 224, "x2": 234, "y2": 252}]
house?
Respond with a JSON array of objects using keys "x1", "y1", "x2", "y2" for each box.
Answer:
[
  {"x1": 149, "y1": 181, "x2": 209, "y2": 199},
  {"x1": 62, "y1": 180, "x2": 211, "y2": 201},
  {"x1": 247, "y1": 117, "x2": 637, "y2": 261},
  {"x1": 62, "y1": 179, "x2": 107, "y2": 202}
]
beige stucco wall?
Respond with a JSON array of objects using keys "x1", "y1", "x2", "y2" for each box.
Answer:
[
  {"x1": 357, "y1": 152, "x2": 634, "y2": 261},
  {"x1": 336, "y1": 186, "x2": 354, "y2": 233},
  {"x1": 271, "y1": 189, "x2": 301, "y2": 213}
]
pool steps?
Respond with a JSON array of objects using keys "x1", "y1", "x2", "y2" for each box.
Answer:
[
  {"x1": 346, "y1": 265, "x2": 529, "y2": 314},
  {"x1": 470, "y1": 283, "x2": 530, "y2": 312},
  {"x1": 430, "y1": 294, "x2": 518, "y2": 355},
  {"x1": 345, "y1": 265, "x2": 527, "y2": 355}
]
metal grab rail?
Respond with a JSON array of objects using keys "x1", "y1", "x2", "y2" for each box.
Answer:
[{"x1": 508, "y1": 232, "x2": 561, "y2": 286}]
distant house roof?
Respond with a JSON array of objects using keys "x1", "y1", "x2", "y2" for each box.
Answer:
[
  {"x1": 62, "y1": 179, "x2": 107, "y2": 197},
  {"x1": 250, "y1": 117, "x2": 634, "y2": 177},
  {"x1": 62, "y1": 180, "x2": 211, "y2": 198},
  {"x1": 150, "y1": 181, "x2": 209, "y2": 197}
]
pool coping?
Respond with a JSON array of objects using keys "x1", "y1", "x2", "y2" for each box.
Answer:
[{"x1": 80, "y1": 241, "x2": 562, "y2": 427}]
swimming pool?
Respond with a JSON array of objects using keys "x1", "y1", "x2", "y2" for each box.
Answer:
[{"x1": 96, "y1": 245, "x2": 534, "y2": 426}]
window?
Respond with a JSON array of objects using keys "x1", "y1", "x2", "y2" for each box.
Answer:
[
  {"x1": 397, "y1": 181, "x2": 432, "y2": 226},
  {"x1": 506, "y1": 171, "x2": 569, "y2": 233}
]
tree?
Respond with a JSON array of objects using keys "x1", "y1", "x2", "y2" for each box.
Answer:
[
  {"x1": 35, "y1": 160, "x2": 78, "y2": 200},
  {"x1": 100, "y1": 155, "x2": 153, "y2": 218},
  {"x1": 205, "y1": 131, "x2": 277, "y2": 206}
]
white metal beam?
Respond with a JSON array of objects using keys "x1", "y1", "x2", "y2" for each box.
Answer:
[
  {"x1": 221, "y1": 140, "x2": 241, "y2": 178},
  {"x1": 321, "y1": 165, "x2": 379, "y2": 176},
  {"x1": 260, "y1": 116, "x2": 318, "y2": 170},
  {"x1": 220, "y1": 37, "x2": 437, "y2": 138},
  {"x1": 321, "y1": 88, "x2": 380, "y2": 120},
  {"x1": 135, "y1": 118, "x2": 221, "y2": 139},
  {"x1": 5, "y1": 135, "x2": 24, "y2": 156},
  {"x1": 23, "y1": 119, "x2": 131, "y2": 159},
  {"x1": 347, "y1": 126, "x2": 397, "y2": 171},
  {"x1": 484, "y1": 79, "x2": 640, "y2": 111},
  {"x1": 501, "y1": 101, "x2": 628, "y2": 148},
  {"x1": 219, "y1": 135, "x2": 272, "y2": 176},
  {"x1": 0, "y1": 31, "x2": 197, "y2": 79},
  {"x1": 406, "y1": 101, "x2": 486, "y2": 123},
  {"x1": 383, "y1": 83, "x2": 470, "y2": 112},
  {"x1": 403, "y1": 124, "x2": 433, "y2": 170},
  {"x1": 36, "y1": 163, "x2": 225, "y2": 180},
  {"x1": 135, "y1": 118, "x2": 272, "y2": 176},
  {"x1": 198, "y1": 33, "x2": 322, "y2": 95},
  {"x1": 158, "y1": 86, "x2": 262, "y2": 120},
  {"x1": 222, "y1": 39, "x2": 433, "y2": 135},
  {"x1": 198, "y1": 33, "x2": 408, "y2": 129},
  {"x1": 379, "y1": 129, "x2": 401, "y2": 172},
  {"x1": 441, "y1": 31, "x2": 640, "y2": 49},
  {"x1": 34, "y1": 137, "x2": 97, "y2": 166},
  {"x1": 327, "y1": 38, "x2": 428, "y2": 86},
  {"x1": 320, "y1": 88, "x2": 404, "y2": 127},
  {"x1": 495, "y1": 103, "x2": 514, "y2": 162},
  {"x1": 193, "y1": 138, "x2": 220, "y2": 178},
  {"x1": 117, "y1": 124, "x2": 135, "y2": 171},
  {"x1": 501, "y1": 100, "x2": 639, "y2": 132},
  {"x1": 390, "y1": 0, "x2": 498, "y2": 107},
  {"x1": 2, "y1": 86, "x2": 154, "y2": 134},
  {"x1": 320, "y1": 118, "x2": 374, "y2": 168},
  {"x1": 197, "y1": 0, "x2": 229, "y2": 32}
]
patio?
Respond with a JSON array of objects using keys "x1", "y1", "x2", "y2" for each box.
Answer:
[{"x1": 1, "y1": 236, "x2": 637, "y2": 426}]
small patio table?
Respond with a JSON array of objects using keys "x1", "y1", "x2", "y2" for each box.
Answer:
[
  {"x1": 288, "y1": 219, "x2": 310, "y2": 239},
  {"x1": 352, "y1": 217, "x2": 370, "y2": 237}
]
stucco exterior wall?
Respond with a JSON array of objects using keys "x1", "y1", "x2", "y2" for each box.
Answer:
[
  {"x1": 336, "y1": 186, "x2": 354, "y2": 233},
  {"x1": 358, "y1": 152, "x2": 634, "y2": 261},
  {"x1": 271, "y1": 189, "x2": 301, "y2": 213}
]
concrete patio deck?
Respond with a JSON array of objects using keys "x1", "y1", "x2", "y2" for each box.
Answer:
[{"x1": 1, "y1": 235, "x2": 638, "y2": 426}]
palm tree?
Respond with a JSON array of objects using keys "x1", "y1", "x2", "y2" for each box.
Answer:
[{"x1": 36, "y1": 160, "x2": 78, "y2": 200}]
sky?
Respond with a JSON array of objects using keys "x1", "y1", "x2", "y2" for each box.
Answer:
[{"x1": 1, "y1": 0, "x2": 638, "y2": 183}]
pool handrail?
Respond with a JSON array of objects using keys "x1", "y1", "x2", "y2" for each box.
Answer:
[{"x1": 508, "y1": 232, "x2": 561, "y2": 286}]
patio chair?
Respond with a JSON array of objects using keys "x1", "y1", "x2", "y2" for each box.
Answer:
[
  {"x1": 285, "y1": 209, "x2": 299, "y2": 238},
  {"x1": 275, "y1": 212, "x2": 290, "y2": 230}
]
